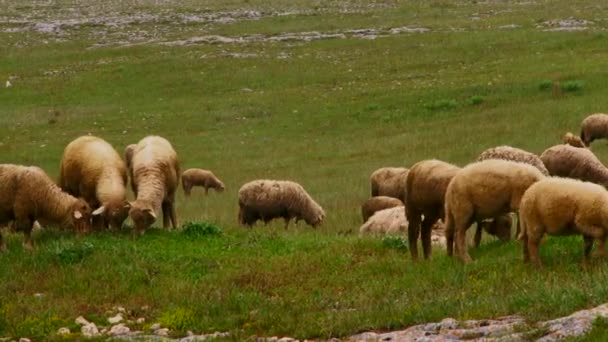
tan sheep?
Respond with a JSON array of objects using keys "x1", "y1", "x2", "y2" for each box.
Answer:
[
  {"x1": 519, "y1": 177, "x2": 608, "y2": 267},
  {"x1": 405, "y1": 159, "x2": 460, "y2": 260},
  {"x1": 361, "y1": 196, "x2": 403, "y2": 222},
  {"x1": 129, "y1": 136, "x2": 180, "y2": 235},
  {"x1": 59, "y1": 136, "x2": 130, "y2": 230},
  {"x1": 238, "y1": 179, "x2": 325, "y2": 229},
  {"x1": 124, "y1": 143, "x2": 137, "y2": 185},
  {"x1": 0, "y1": 164, "x2": 92, "y2": 250},
  {"x1": 540, "y1": 144, "x2": 608, "y2": 186},
  {"x1": 359, "y1": 206, "x2": 407, "y2": 235},
  {"x1": 477, "y1": 145, "x2": 549, "y2": 176},
  {"x1": 444, "y1": 159, "x2": 545, "y2": 263},
  {"x1": 370, "y1": 167, "x2": 409, "y2": 201},
  {"x1": 182, "y1": 168, "x2": 225, "y2": 196},
  {"x1": 563, "y1": 132, "x2": 586, "y2": 148},
  {"x1": 580, "y1": 113, "x2": 608, "y2": 146}
]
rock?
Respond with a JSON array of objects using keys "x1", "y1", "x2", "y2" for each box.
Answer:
[
  {"x1": 117, "y1": 306, "x2": 126, "y2": 313},
  {"x1": 150, "y1": 323, "x2": 161, "y2": 331},
  {"x1": 75, "y1": 316, "x2": 90, "y2": 325},
  {"x1": 136, "y1": 317, "x2": 146, "y2": 324},
  {"x1": 155, "y1": 328, "x2": 170, "y2": 336},
  {"x1": 108, "y1": 324, "x2": 130, "y2": 336},
  {"x1": 19, "y1": 338, "x2": 31, "y2": 342},
  {"x1": 81, "y1": 323, "x2": 100, "y2": 337},
  {"x1": 56, "y1": 327, "x2": 70, "y2": 335},
  {"x1": 108, "y1": 313, "x2": 123, "y2": 324},
  {"x1": 278, "y1": 338, "x2": 296, "y2": 342}
]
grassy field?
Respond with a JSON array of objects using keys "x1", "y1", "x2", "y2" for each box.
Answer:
[{"x1": 2, "y1": 0, "x2": 608, "y2": 340}]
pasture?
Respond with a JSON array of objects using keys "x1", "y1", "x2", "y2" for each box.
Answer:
[{"x1": 1, "y1": 0, "x2": 608, "y2": 340}]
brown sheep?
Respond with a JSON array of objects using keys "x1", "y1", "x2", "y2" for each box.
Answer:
[
  {"x1": 444, "y1": 160, "x2": 545, "y2": 263},
  {"x1": 540, "y1": 144, "x2": 608, "y2": 186},
  {"x1": 182, "y1": 168, "x2": 225, "y2": 196},
  {"x1": 361, "y1": 196, "x2": 403, "y2": 222},
  {"x1": 405, "y1": 159, "x2": 460, "y2": 260},
  {"x1": 580, "y1": 113, "x2": 608, "y2": 146},
  {"x1": 59, "y1": 136, "x2": 130, "y2": 230},
  {"x1": 370, "y1": 167, "x2": 409, "y2": 201},
  {"x1": 238, "y1": 180, "x2": 325, "y2": 229},
  {"x1": 0, "y1": 164, "x2": 92, "y2": 250},
  {"x1": 129, "y1": 136, "x2": 180, "y2": 235},
  {"x1": 477, "y1": 145, "x2": 549, "y2": 176},
  {"x1": 563, "y1": 132, "x2": 586, "y2": 148},
  {"x1": 519, "y1": 177, "x2": 608, "y2": 267}
]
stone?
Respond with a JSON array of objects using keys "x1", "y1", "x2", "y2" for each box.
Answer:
[
  {"x1": 155, "y1": 328, "x2": 170, "y2": 336},
  {"x1": 150, "y1": 323, "x2": 161, "y2": 331},
  {"x1": 81, "y1": 323, "x2": 100, "y2": 337},
  {"x1": 56, "y1": 327, "x2": 70, "y2": 335},
  {"x1": 108, "y1": 313, "x2": 123, "y2": 324},
  {"x1": 75, "y1": 316, "x2": 89, "y2": 326},
  {"x1": 278, "y1": 338, "x2": 296, "y2": 342},
  {"x1": 108, "y1": 324, "x2": 130, "y2": 336},
  {"x1": 136, "y1": 317, "x2": 146, "y2": 324},
  {"x1": 19, "y1": 338, "x2": 31, "y2": 342}
]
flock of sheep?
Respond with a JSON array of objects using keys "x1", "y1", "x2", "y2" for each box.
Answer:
[{"x1": 3, "y1": 113, "x2": 608, "y2": 267}]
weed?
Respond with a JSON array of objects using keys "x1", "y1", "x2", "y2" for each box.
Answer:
[
  {"x1": 538, "y1": 80, "x2": 553, "y2": 90},
  {"x1": 381, "y1": 236, "x2": 408, "y2": 252},
  {"x1": 561, "y1": 80, "x2": 584, "y2": 93},
  {"x1": 469, "y1": 95, "x2": 484, "y2": 105},
  {"x1": 15, "y1": 314, "x2": 68, "y2": 340},
  {"x1": 181, "y1": 221, "x2": 223, "y2": 238},
  {"x1": 53, "y1": 241, "x2": 94, "y2": 265},
  {"x1": 424, "y1": 99, "x2": 458, "y2": 111},
  {"x1": 159, "y1": 308, "x2": 197, "y2": 333}
]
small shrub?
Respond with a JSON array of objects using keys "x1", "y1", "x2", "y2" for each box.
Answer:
[
  {"x1": 0, "y1": 305, "x2": 9, "y2": 334},
  {"x1": 382, "y1": 236, "x2": 408, "y2": 252},
  {"x1": 364, "y1": 103, "x2": 380, "y2": 111},
  {"x1": 424, "y1": 99, "x2": 458, "y2": 111},
  {"x1": 469, "y1": 95, "x2": 484, "y2": 105},
  {"x1": 16, "y1": 314, "x2": 68, "y2": 340},
  {"x1": 54, "y1": 241, "x2": 94, "y2": 265},
  {"x1": 561, "y1": 80, "x2": 584, "y2": 92},
  {"x1": 182, "y1": 221, "x2": 223, "y2": 238},
  {"x1": 159, "y1": 307, "x2": 196, "y2": 333},
  {"x1": 538, "y1": 79, "x2": 553, "y2": 90}
]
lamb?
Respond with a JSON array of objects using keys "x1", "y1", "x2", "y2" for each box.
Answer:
[
  {"x1": 580, "y1": 113, "x2": 608, "y2": 146},
  {"x1": 128, "y1": 136, "x2": 180, "y2": 235},
  {"x1": 359, "y1": 206, "x2": 407, "y2": 235},
  {"x1": 540, "y1": 144, "x2": 608, "y2": 186},
  {"x1": 444, "y1": 159, "x2": 545, "y2": 263},
  {"x1": 59, "y1": 136, "x2": 130, "y2": 230},
  {"x1": 370, "y1": 167, "x2": 409, "y2": 201},
  {"x1": 361, "y1": 196, "x2": 403, "y2": 222},
  {"x1": 519, "y1": 177, "x2": 608, "y2": 267},
  {"x1": 563, "y1": 132, "x2": 586, "y2": 148},
  {"x1": 238, "y1": 179, "x2": 325, "y2": 229},
  {"x1": 181, "y1": 168, "x2": 225, "y2": 196},
  {"x1": 0, "y1": 164, "x2": 92, "y2": 250},
  {"x1": 477, "y1": 145, "x2": 549, "y2": 176},
  {"x1": 404, "y1": 159, "x2": 460, "y2": 260}
]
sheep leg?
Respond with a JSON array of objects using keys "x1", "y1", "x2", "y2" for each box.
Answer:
[
  {"x1": 515, "y1": 213, "x2": 521, "y2": 239},
  {"x1": 169, "y1": 202, "x2": 178, "y2": 230},
  {"x1": 15, "y1": 218, "x2": 34, "y2": 251},
  {"x1": 0, "y1": 231, "x2": 5, "y2": 252},
  {"x1": 521, "y1": 232, "x2": 530, "y2": 263},
  {"x1": 592, "y1": 235, "x2": 606, "y2": 258},
  {"x1": 421, "y1": 214, "x2": 438, "y2": 259},
  {"x1": 205, "y1": 187, "x2": 209, "y2": 195},
  {"x1": 474, "y1": 220, "x2": 483, "y2": 248},
  {"x1": 527, "y1": 234, "x2": 543, "y2": 267},
  {"x1": 162, "y1": 201, "x2": 171, "y2": 229},
  {"x1": 283, "y1": 217, "x2": 291, "y2": 230},
  {"x1": 407, "y1": 211, "x2": 422, "y2": 261},
  {"x1": 583, "y1": 235, "x2": 594, "y2": 260}
]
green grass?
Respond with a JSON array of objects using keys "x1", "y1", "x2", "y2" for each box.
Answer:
[{"x1": 2, "y1": 0, "x2": 608, "y2": 340}]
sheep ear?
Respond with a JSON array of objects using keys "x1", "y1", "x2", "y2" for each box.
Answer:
[
  {"x1": 92, "y1": 206, "x2": 106, "y2": 216},
  {"x1": 144, "y1": 208, "x2": 157, "y2": 220},
  {"x1": 73, "y1": 210, "x2": 83, "y2": 219},
  {"x1": 123, "y1": 201, "x2": 131, "y2": 210}
]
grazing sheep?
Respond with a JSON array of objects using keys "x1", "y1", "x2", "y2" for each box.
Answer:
[
  {"x1": 359, "y1": 206, "x2": 407, "y2": 235},
  {"x1": 129, "y1": 136, "x2": 180, "y2": 235},
  {"x1": 238, "y1": 179, "x2": 325, "y2": 229},
  {"x1": 405, "y1": 159, "x2": 460, "y2": 260},
  {"x1": 519, "y1": 177, "x2": 608, "y2": 267},
  {"x1": 444, "y1": 160, "x2": 545, "y2": 263},
  {"x1": 475, "y1": 215, "x2": 513, "y2": 248},
  {"x1": 563, "y1": 132, "x2": 586, "y2": 148},
  {"x1": 540, "y1": 144, "x2": 608, "y2": 186},
  {"x1": 124, "y1": 143, "x2": 137, "y2": 183},
  {"x1": 580, "y1": 113, "x2": 608, "y2": 146},
  {"x1": 0, "y1": 164, "x2": 92, "y2": 250},
  {"x1": 361, "y1": 196, "x2": 403, "y2": 222},
  {"x1": 59, "y1": 136, "x2": 130, "y2": 230},
  {"x1": 370, "y1": 167, "x2": 409, "y2": 201},
  {"x1": 477, "y1": 145, "x2": 549, "y2": 176},
  {"x1": 182, "y1": 168, "x2": 225, "y2": 196}
]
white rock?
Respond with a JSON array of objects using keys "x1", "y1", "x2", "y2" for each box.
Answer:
[
  {"x1": 155, "y1": 328, "x2": 170, "y2": 336},
  {"x1": 136, "y1": 317, "x2": 146, "y2": 324},
  {"x1": 19, "y1": 338, "x2": 31, "y2": 342},
  {"x1": 75, "y1": 316, "x2": 90, "y2": 326},
  {"x1": 150, "y1": 323, "x2": 161, "y2": 331},
  {"x1": 81, "y1": 323, "x2": 100, "y2": 337},
  {"x1": 108, "y1": 324, "x2": 130, "y2": 336},
  {"x1": 5, "y1": 80, "x2": 11, "y2": 88},
  {"x1": 108, "y1": 313, "x2": 123, "y2": 324},
  {"x1": 117, "y1": 306, "x2": 126, "y2": 313},
  {"x1": 57, "y1": 327, "x2": 70, "y2": 335},
  {"x1": 278, "y1": 338, "x2": 296, "y2": 342}
]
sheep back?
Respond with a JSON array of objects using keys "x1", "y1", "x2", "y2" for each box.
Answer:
[
  {"x1": 370, "y1": 167, "x2": 409, "y2": 201},
  {"x1": 540, "y1": 144, "x2": 608, "y2": 186},
  {"x1": 405, "y1": 159, "x2": 460, "y2": 216},
  {"x1": 580, "y1": 113, "x2": 608, "y2": 145},
  {"x1": 361, "y1": 196, "x2": 403, "y2": 222},
  {"x1": 477, "y1": 145, "x2": 549, "y2": 176}
]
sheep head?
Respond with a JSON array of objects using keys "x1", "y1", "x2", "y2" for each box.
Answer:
[
  {"x1": 93, "y1": 200, "x2": 131, "y2": 230},
  {"x1": 71, "y1": 199, "x2": 92, "y2": 234},
  {"x1": 215, "y1": 181, "x2": 225, "y2": 192},
  {"x1": 481, "y1": 214, "x2": 512, "y2": 242},
  {"x1": 129, "y1": 201, "x2": 157, "y2": 235}
]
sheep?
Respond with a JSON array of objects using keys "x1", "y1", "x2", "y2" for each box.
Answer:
[
  {"x1": 519, "y1": 177, "x2": 608, "y2": 267},
  {"x1": 404, "y1": 159, "x2": 460, "y2": 260},
  {"x1": 181, "y1": 168, "x2": 225, "y2": 196},
  {"x1": 59, "y1": 136, "x2": 130, "y2": 230},
  {"x1": 444, "y1": 159, "x2": 545, "y2": 263},
  {"x1": 563, "y1": 132, "x2": 586, "y2": 148},
  {"x1": 129, "y1": 136, "x2": 180, "y2": 235},
  {"x1": 359, "y1": 206, "x2": 407, "y2": 235},
  {"x1": 540, "y1": 144, "x2": 608, "y2": 186},
  {"x1": 361, "y1": 196, "x2": 403, "y2": 222},
  {"x1": 124, "y1": 143, "x2": 137, "y2": 184},
  {"x1": 580, "y1": 113, "x2": 608, "y2": 146},
  {"x1": 370, "y1": 167, "x2": 409, "y2": 201},
  {"x1": 477, "y1": 145, "x2": 549, "y2": 176},
  {"x1": 0, "y1": 164, "x2": 92, "y2": 250},
  {"x1": 238, "y1": 179, "x2": 325, "y2": 229}
]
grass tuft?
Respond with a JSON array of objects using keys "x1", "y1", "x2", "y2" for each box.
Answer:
[
  {"x1": 381, "y1": 236, "x2": 408, "y2": 252},
  {"x1": 538, "y1": 79, "x2": 553, "y2": 90},
  {"x1": 181, "y1": 221, "x2": 223, "y2": 238},
  {"x1": 53, "y1": 241, "x2": 95, "y2": 265},
  {"x1": 561, "y1": 80, "x2": 584, "y2": 93}
]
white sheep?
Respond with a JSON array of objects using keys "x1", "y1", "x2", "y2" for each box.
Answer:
[
  {"x1": 0, "y1": 164, "x2": 92, "y2": 250},
  {"x1": 519, "y1": 177, "x2": 608, "y2": 267},
  {"x1": 59, "y1": 135, "x2": 130, "y2": 230},
  {"x1": 238, "y1": 179, "x2": 325, "y2": 229},
  {"x1": 129, "y1": 136, "x2": 180, "y2": 235},
  {"x1": 444, "y1": 159, "x2": 545, "y2": 263},
  {"x1": 181, "y1": 168, "x2": 225, "y2": 196},
  {"x1": 370, "y1": 167, "x2": 409, "y2": 201}
]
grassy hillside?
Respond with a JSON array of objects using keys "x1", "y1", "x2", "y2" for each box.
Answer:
[{"x1": 1, "y1": 0, "x2": 608, "y2": 340}]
